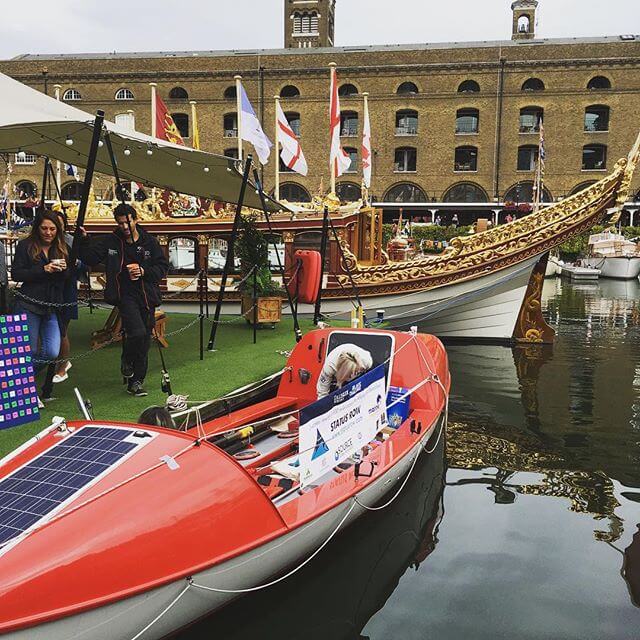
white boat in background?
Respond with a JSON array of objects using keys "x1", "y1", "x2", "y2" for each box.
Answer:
[
  {"x1": 545, "y1": 254, "x2": 563, "y2": 278},
  {"x1": 581, "y1": 231, "x2": 640, "y2": 279},
  {"x1": 561, "y1": 263, "x2": 601, "y2": 281}
]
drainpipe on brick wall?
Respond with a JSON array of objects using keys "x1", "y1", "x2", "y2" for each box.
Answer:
[
  {"x1": 259, "y1": 60, "x2": 266, "y2": 184},
  {"x1": 493, "y1": 56, "x2": 506, "y2": 201}
]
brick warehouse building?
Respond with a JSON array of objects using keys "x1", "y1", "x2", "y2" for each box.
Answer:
[{"x1": 1, "y1": 0, "x2": 640, "y2": 224}]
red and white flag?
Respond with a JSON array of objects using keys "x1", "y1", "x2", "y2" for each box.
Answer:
[
  {"x1": 276, "y1": 102, "x2": 308, "y2": 176},
  {"x1": 155, "y1": 94, "x2": 185, "y2": 146},
  {"x1": 329, "y1": 66, "x2": 352, "y2": 178},
  {"x1": 362, "y1": 99, "x2": 372, "y2": 189}
]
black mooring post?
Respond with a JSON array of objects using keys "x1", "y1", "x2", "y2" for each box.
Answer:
[
  {"x1": 252, "y1": 265, "x2": 257, "y2": 345},
  {"x1": 208, "y1": 156, "x2": 253, "y2": 351},
  {"x1": 205, "y1": 269, "x2": 210, "y2": 318},
  {"x1": 313, "y1": 206, "x2": 330, "y2": 324},
  {"x1": 198, "y1": 269, "x2": 204, "y2": 361},
  {"x1": 252, "y1": 169, "x2": 302, "y2": 342},
  {"x1": 69, "y1": 111, "x2": 105, "y2": 266}
]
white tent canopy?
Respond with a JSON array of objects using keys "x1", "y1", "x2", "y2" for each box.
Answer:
[{"x1": 0, "y1": 72, "x2": 280, "y2": 212}]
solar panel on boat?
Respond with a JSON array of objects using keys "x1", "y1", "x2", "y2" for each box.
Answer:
[{"x1": 0, "y1": 426, "x2": 147, "y2": 548}]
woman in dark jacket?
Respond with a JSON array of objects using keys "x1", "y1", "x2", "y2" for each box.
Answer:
[{"x1": 11, "y1": 211, "x2": 69, "y2": 380}]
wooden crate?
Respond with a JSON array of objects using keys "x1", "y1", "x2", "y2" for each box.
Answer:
[{"x1": 241, "y1": 296, "x2": 282, "y2": 325}]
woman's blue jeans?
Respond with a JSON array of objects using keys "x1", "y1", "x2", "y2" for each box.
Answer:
[{"x1": 15, "y1": 307, "x2": 61, "y2": 374}]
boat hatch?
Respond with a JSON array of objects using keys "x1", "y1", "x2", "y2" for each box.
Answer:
[{"x1": 326, "y1": 330, "x2": 395, "y2": 389}]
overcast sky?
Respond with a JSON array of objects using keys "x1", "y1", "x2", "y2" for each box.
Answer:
[{"x1": 1, "y1": 0, "x2": 638, "y2": 59}]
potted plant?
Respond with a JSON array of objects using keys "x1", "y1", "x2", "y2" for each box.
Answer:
[{"x1": 235, "y1": 213, "x2": 283, "y2": 326}]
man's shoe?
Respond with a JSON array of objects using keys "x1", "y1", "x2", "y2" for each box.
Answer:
[
  {"x1": 127, "y1": 381, "x2": 148, "y2": 397},
  {"x1": 121, "y1": 359, "x2": 134, "y2": 380}
]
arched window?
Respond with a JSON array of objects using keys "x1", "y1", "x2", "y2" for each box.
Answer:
[
  {"x1": 338, "y1": 83, "x2": 358, "y2": 97},
  {"x1": 518, "y1": 15, "x2": 530, "y2": 33},
  {"x1": 169, "y1": 87, "x2": 189, "y2": 100},
  {"x1": 458, "y1": 80, "x2": 480, "y2": 93},
  {"x1": 224, "y1": 86, "x2": 236, "y2": 100},
  {"x1": 588, "y1": 76, "x2": 611, "y2": 90},
  {"x1": 454, "y1": 147, "x2": 478, "y2": 172},
  {"x1": 224, "y1": 113, "x2": 238, "y2": 137},
  {"x1": 456, "y1": 108, "x2": 479, "y2": 134},
  {"x1": 15, "y1": 180, "x2": 37, "y2": 199},
  {"x1": 443, "y1": 182, "x2": 488, "y2": 203},
  {"x1": 522, "y1": 78, "x2": 545, "y2": 92},
  {"x1": 343, "y1": 147, "x2": 358, "y2": 173},
  {"x1": 61, "y1": 182, "x2": 84, "y2": 200},
  {"x1": 224, "y1": 148, "x2": 239, "y2": 159},
  {"x1": 169, "y1": 237, "x2": 197, "y2": 274},
  {"x1": 310, "y1": 11, "x2": 319, "y2": 33},
  {"x1": 62, "y1": 88, "x2": 81, "y2": 101},
  {"x1": 584, "y1": 105, "x2": 609, "y2": 132},
  {"x1": 394, "y1": 147, "x2": 417, "y2": 172},
  {"x1": 280, "y1": 85, "x2": 300, "y2": 98},
  {"x1": 582, "y1": 144, "x2": 607, "y2": 170},
  {"x1": 292, "y1": 11, "x2": 303, "y2": 34},
  {"x1": 383, "y1": 183, "x2": 427, "y2": 203},
  {"x1": 570, "y1": 181, "x2": 597, "y2": 196},
  {"x1": 280, "y1": 183, "x2": 311, "y2": 202},
  {"x1": 285, "y1": 112, "x2": 301, "y2": 136},
  {"x1": 115, "y1": 88, "x2": 134, "y2": 101},
  {"x1": 301, "y1": 12, "x2": 311, "y2": 32},
  {"x1": 504, "y1": 182, "x2": 552, "y2": 203},
  {"x1": 519, "y1": 106, "x2": 543, "y2": 133},
  {"x1": 395, "y1": 110, "x2": 418, "y2": 135},
  {"x1": 517, "y1": 145, "x2": 539, "y2": 171},
  {"x1": 397, "y1": 82, "x2": 419, "y2": 95},
  {"x1": 340, "y1": 111, "x2": 358, "y2": 137},
  {"x1": 336, "y1": 182, "x2": 362, "y2": 202},
  {"x1": 171, "y1": 113, "x2": 189, "y2": 138}
]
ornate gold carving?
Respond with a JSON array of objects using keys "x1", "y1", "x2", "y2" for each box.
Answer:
[
  {"x1": 514, "y1": 254, "x2": 555, "y2": 343},
  {"x1": 282, "y1": 231, "x2": 295, "y2": 243},
  {"x1": 335, "y1": 160, "x2": 626, "y2": 289},
  {"x1": 196, "y1": 234, "x2": 209, "y2": 245},
  {"x1": 156, "y1": 234, "x2": 169, "y2": 246}
]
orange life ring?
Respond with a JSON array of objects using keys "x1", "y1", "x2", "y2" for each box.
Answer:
[{"x1": 287, "y1": 250, "x2": 322, "y2": 304}]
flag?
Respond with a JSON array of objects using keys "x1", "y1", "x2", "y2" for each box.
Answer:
[
  {"x1": 192, "y1": 104, "x2": 200, "y2": 151},
  {"x1": 239, "y1": 82, "x2": 272, "y2": 165},
  {"x1": 65, "y1": 164, "x2": 79, "y2": 180},
  {"x1": 329, "y1": 67, "x2": 352, "y2": 178},
  {"x1": 155, "y1": 94, "x2": 185, "y2": 146},
  {"x1": 362, "y1": 99, "x2": 372, "y2": 188},
  {"x1": 532, "y1": 120, "x2": 545, "y2": 208},
  {"x1": 276, "y1": 102, "x2": 308, "y2": 176}
]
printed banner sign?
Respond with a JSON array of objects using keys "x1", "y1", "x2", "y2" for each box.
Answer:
[
  {"x1": 386, "y1": 386, "x2": 411, "y2": 429},
  {"x1": 0, "y1": 314, "x2": 39, "y2": 429},
  {"x1": 299, "y1": 364, "x2": 387, "y2": 487}
]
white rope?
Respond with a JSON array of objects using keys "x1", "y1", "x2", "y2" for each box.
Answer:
[
  {"x1": 189, "y1": 500, "x2": 358, "y2": 594},
  {"x1": 129, "y1": 581, "x2": 191, "y2": 640}
]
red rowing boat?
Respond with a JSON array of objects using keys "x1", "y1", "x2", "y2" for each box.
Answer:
[{"x1": 0, "y1": 327, "x2": 449, "y2": 640}]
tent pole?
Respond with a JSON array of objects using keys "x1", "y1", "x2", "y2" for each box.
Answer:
[
  {"x1": 313, "y1": 206, "x2": 330, "y2": 324},
  {"x1": 207, "y1": 156, "x2": 253, "y2": 351},
  {"x1": 39, "y1": 157, "x2": 49, "y2": 214},
  {"x1": 252, "y1": 168, "x2": 302, "y2": 342},
  {"x1": 69, "y1": 111, "x2": 104, "y2": 266}
]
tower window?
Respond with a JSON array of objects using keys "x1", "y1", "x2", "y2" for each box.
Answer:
[
  {"x1": 394, "y1": 147, "x2": 417, "y2": 172},
  {"x1": 518, "y1": 15, "x2": 530, "y2": 33},
  {"x1": 454, "y1": 147, "x2": 478, "y2": 172}
]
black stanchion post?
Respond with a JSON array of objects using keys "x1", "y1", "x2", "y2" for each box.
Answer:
[
  {"x1": 252, "y1": 265, "x2": 257, "y2": 345},
  {"x1": 198, "y1": 269, "x2": 204, "y2": 361},
  {"x1": 208, "y1": 156, "x2": 253, "y2": 352},
  {"x1": 205, "y1": 269, "x2": 210, "y2": 318},
  {"x1": 313, "y1": 206, "x2": 330, "y2": 324},
  {"x1": 39, "y1": 157, "x2": 49, "y2": 214}
]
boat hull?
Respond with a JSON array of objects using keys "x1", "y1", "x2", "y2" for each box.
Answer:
[
  {"x1": 581, "y1": 256, "x2": 640, "y2": 279},
  {"x1": 561, "y1": 265, "x2": 600, "y2": 280},
  {"x1": 4, "y1": 416, "x2": 444, "y2": 640}
]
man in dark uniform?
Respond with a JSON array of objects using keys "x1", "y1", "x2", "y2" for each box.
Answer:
[{"x1": 79, "y1": 203, "x2": 169, "y2": 397}]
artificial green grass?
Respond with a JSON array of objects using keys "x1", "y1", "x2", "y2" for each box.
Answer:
[{"x1": 0, "y1": 308, "x2": 321, "y2": 457}]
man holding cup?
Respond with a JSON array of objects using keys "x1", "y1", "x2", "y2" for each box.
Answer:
[{"x1": 79, "y1": 203, "x2": 169, "y2": 397}]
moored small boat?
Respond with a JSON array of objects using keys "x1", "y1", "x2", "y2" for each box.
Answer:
[
  {"x1": 0, "y1": 327, "x2": 449, "y2": 640},
  {"x1": 561, "y1": 263, "x2": 601, "y2": 281}
]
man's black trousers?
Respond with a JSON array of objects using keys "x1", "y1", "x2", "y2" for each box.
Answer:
[{"x1": 119, "y1": 296, "x2": 155, "y2": 384}]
